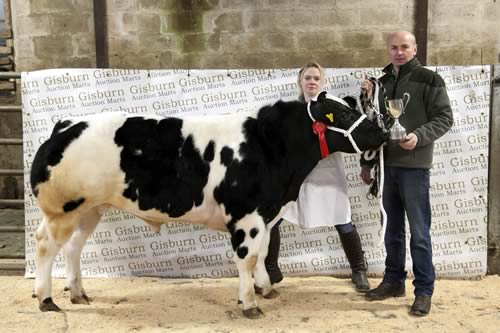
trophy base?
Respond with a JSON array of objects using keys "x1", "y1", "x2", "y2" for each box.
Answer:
[
  {"x1": 388, "y1": 129, "x2": 406, "y2": 142},
  {"x1": 388, "y1": 118, "x2": 406, "y2": 142},
  {"x1": 389, "y1": 138, "x2": 406, "y2": 143}
]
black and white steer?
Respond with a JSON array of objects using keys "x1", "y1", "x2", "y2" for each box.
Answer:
[{"x1": 30, "y1": 91, "x2": 386, "y2": 318}]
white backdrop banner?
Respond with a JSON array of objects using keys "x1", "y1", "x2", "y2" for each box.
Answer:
[{"x1": 22, "y1": 66, "x2": 490, "y2": 279}]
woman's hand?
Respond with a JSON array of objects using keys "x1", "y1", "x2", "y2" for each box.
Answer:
[{"x1": 360, "y1": 77, "x2": 373, "y2": 99}]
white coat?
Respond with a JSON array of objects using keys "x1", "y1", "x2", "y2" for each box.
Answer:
[{"x1": 283, "y1": 152, "x2": 351, "y2": 228}]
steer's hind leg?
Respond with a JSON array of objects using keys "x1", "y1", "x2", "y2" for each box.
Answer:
[
  {"x1": 63, "y1": 206, "x2": 104, "y2": 305},
  {"x1": 230, "y1": 214, "x2": 266, "y2": 319},
  {"x1": 35, "y1": 214, "x2": 78, "y2": 312}
]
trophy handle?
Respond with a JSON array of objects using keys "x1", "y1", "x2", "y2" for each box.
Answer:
[{"x1": 402, "y1": 92, "x2": 410, "y2": 111}]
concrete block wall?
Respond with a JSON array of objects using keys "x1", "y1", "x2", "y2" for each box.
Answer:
[
  {"x1": 10, "y1": 0, "x2": 500, "y2": 72},
  {"x1": 104, "y1": 0, "x2": 411, "y2": 69},
  {"x1": 428, "y1": 0, "x2": 499, "y2": 65},
  {"x1": 11, "y1": 0, "x2": 95, "y2": 71}
]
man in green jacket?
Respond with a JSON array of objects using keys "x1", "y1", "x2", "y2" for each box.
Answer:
[{"x1": 361, "y1": 30, "x2": 453, "y2": 316}]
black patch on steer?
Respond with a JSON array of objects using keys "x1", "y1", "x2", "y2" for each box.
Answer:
[
  {"x1": 250, "y1": 228, "x2": 259, "y2": 238},
  {"x1": 230, "y1": 228, "x2": 245, "y2": 251},
  {"x1": 237, "y1": 246, "x2": 248, "y2": 259},
  {"x1": 220, "y1": 146, "x2": 234, "y2": 166},
  {"x1": 203, "y1": 140, "x2": 215, "y2": 162},
  {"x1": 114, "y1": 117, "x2": 210, "y2": 216},
  {"x1": 30, "y1": 121, "x2": 89, "y2": 196},
  {"x1": 63, "y1": 198, "x2": 85, "y2": 212},
  {"x1": 53, "y1": 120, "x2": 73, "y2": 133},
  {"x1": 213, "y1": 112, "x2": 305, "y2": 235}
]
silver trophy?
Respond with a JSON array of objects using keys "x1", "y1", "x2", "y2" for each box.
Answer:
[{"x1": 386, "y1": 92, "x2": 410, "y2": 141}]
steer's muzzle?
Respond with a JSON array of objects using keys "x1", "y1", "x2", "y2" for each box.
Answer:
[{"x1": 353, "y1": 121, "x2": 387, "y2": 152}]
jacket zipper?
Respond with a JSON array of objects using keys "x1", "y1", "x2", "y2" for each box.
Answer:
[{"x1": 391, "y1": 71, "x2": 399, "y2": 99}]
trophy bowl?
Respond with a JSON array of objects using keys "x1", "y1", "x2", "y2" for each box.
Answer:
[{"x1": 386, "y1": 93, "x2": 410, "y2": 141}]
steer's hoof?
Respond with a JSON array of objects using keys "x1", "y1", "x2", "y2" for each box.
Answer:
[
  {"x1": 242, "y1": 307, "x2": 264, "y2": 319},
  {"x1": 71, "y1": 294, "x2": 91, "y2": 305},
  {"x1": 263, "y1": 289, "x2": 280, "y2": 299},
  {"x1": 39, "y1": 298, "x2": 61, "y2": 312}
]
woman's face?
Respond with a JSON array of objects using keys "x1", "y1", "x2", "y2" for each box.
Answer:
[{"x1": 300, "y1": 67, "x2": 323, "y2": 100}]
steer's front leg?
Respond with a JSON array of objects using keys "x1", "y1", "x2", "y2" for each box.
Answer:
[
  {"x1": 230, "y1": 214, "x2": 267, "y2": 319},
  {"x1": 235, "y1": 254, "x2": 263, "y2": 318}
]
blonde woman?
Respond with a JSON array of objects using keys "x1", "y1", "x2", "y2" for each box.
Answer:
[{"x1": 266, "y1": 62, "x2": 370, "y2": 292}]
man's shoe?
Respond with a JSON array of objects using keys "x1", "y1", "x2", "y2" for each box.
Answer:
[
  {"x1": 410, "y1": 295, "x2": 431, "y2": 316},
  {"x1": 365, "y1": 280, "x2": 405, "y2": 301}
]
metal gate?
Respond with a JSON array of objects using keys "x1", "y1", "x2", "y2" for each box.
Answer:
[{"x1": 0, "y1": 71, "x2": 24, "y2": 274}]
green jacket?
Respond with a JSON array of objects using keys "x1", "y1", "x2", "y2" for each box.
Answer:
[{"x1": 378, "y1": 58, "x2": 453, "y2": 169}]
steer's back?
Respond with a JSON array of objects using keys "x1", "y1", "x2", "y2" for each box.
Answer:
[{"x1": 31, "y1": 112, "x2": 254, "y2": 228}]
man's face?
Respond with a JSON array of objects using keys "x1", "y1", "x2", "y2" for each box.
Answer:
[{"x1": 388, "y1": 33, "x2": 417, "y2": 69}]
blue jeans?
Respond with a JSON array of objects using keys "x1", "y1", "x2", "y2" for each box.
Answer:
[{"x1": 382, "y1": 167, "x2": 434, "y2": 296}]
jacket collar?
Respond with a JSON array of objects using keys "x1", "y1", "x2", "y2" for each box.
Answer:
[{"x1": 383, "y1": 57, "x2": 421, "y2": 77}]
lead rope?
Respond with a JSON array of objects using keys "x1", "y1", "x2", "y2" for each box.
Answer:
[
  {"x1": 355, "y1": 79, "x2": 387, "y2": 247},
  {"x1": 370, "y1": 80, "x2": 387, "y2": 247},
  {"x1": 377, "y1": 147, "x2": 387, "y2": 247}
]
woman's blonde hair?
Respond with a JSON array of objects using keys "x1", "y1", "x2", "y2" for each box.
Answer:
[{"x1": 297, "y1": 61, "x2": 326, "y2": 98}]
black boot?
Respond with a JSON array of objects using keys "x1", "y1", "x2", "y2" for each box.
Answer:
[
  {"x1": 410, "y1": 295, "x2": 431, "y2": 316},
  {"x1": 265, "y1": 222, "x2": 283, "y2": 284},
  {"x1": 366, "y1": 279, "x2": 405, "y2": 301},
  {"x1": 338, "y1": 228, "x2": 370, "y2": 292}
]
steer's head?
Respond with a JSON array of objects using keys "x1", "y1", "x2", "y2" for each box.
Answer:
[{"x1": 308, "y1": 91, "x2": 387, "y2": 154}]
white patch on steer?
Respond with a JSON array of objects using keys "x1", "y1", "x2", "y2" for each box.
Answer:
[
  {"x1": 36, "y1": 114, "x2": 128, "y2": 215},
  {"x1": 235, "y1": 211, "x2": 266, "y2": 251},
  {"x1": 178, "y1": 112, "x2": 257, "y2": 226}
]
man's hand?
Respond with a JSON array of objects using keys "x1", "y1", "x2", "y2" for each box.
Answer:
[
  {"x1": 360, "y1": 165, "x2": 373, "y2": 185},
  {"x1": 400, "y1": 132, "x2": 418, "y2": 150}
]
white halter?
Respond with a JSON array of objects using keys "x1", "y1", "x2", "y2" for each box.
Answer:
[{"x1": 306, "y1": 93, "x2": 367, "y2": 154}]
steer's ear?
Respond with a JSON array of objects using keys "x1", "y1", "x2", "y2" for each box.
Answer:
[
  {"x1": 342, "y1": 96, "x2": 357, "y2": 109},
  {"x1": 316, "y1": 91, "x2": 327, "y2": 101}
]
